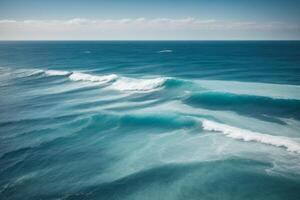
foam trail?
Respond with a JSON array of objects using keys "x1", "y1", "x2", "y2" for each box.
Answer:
[
  {"x1": 69, "y1": 72, "x2": 118, "y2": 83},
  {"x1": 15, "y1": 69, "x2": 44, "y2": 78},
  {"x1": 45, "y1": 70, "x2": 70, "y2": 76},
  {"x1": 202, "y1": 120, "x2": 300, "y2": 153},
  {"x1": 110, "y1": 77, "x2": 167, "y2": 92}
]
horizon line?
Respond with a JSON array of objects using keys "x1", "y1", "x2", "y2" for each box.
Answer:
[{"x1": 0, "y1": 39, "x2": 300, "y2": 42}]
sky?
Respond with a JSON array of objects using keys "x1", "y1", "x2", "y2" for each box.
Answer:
[{"x1": 0, "y1": 0, "x2": 299, "y2": 40}]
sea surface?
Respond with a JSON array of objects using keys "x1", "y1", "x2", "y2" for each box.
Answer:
[{"x1": 0, "y1": 41, "x2": 300, "y2": 200}]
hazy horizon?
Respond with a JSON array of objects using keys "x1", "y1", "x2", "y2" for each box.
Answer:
[{"x1": 0, "y1": 0, "x2": 299, "y2": 40}]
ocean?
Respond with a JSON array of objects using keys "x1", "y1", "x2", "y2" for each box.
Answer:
[{"x1": 0, "y1": 41, "x2": 300, "y2": 200}]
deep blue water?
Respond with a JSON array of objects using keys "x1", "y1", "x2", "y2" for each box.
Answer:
[{"x1": 0, "y1": 41, "x2": 300, "y2": 200}]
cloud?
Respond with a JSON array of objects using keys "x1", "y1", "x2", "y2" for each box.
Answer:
[
  {"x1": 66, "y1": 18, "x2": 92, "y2": 25},
  {"x1": 0, "y1": 19, "x2": 17, "y2": 23},
  {"x1": 0, "y1": 18, "x2": 299, "y2": 40}
]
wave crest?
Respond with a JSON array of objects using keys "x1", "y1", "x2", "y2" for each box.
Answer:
[
  {"x1": 202, "y1": 120, "x2": 300, "y2": 153},
  {"x1": 110, "y1": 77, "x2": 167, "y2": 92},
  {"x1": 45, "y1": 70, "x2": 71, "y2": 76},
  {"x1": 69, "y1": 72, "x2": 118, "y2": 83}
]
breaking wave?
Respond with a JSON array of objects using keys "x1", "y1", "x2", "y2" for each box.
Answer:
[
  {"x1": 44, "y1": 70, "x2": 71, "y2": 76},
  {"x1": 202, "y1": 120, "x2": 300, "y2": 153},
  {"x1": 2, "y1": 67, "x2": 169, "y2": 92},
  {"x1": 69, "y1": 72, "x2": 118, "y2": 83},
  {"x1": 110, "y1": 77, "x2": 167, "y2": 92}
]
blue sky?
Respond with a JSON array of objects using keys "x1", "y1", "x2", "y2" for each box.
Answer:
[{"x1": 0, "y1": 0, "x2": 299, "y2": 40}]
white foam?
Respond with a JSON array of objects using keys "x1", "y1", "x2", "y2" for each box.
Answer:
[
  {"x1": 110, "y1": 77, "x2": 167, "y2": 92},
  {"x1": 158, "y1": 50, "x2": 173, "y2": 53},
  {"x1": 45, "y1": 70, "x2": 70, "y2": 76},
  {"x1": 202, "y1": 120, "x2": 300, "y2": 153},
  {"x1": 69, "y1": 72, "x2": 118, "y2": 83}
]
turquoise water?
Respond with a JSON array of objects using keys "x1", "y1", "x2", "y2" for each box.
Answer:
[{"x1": 0, "y1": 41, "x2": 300, "y2": 199}]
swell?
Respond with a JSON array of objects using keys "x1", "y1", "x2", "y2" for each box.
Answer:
[
  {"x1": 46, "y1": 69, "x2": 168, "y2": 92},
  {"x1": 0, "y1": 114, "x2": 101, "y2": 175},
  {"x1": 119, "y1": 113, "x2": 198, "y2": 130},
  {"x1": 3, "y1": 158, "x2": 276, "y2": 200},
  {"x1": 62, "y1": 158, "x2": 300, "y2": 200},
  {"x1": 0, "y1": 115, "x2": 94, "y2": 168},
  {"x1": 0, "y1": 113, "x2": 81, "y2": 129},
  {"x1": 2, "y1": 68, "x2": 171, "y2": 92},
  {"x1": 0, "y1": 112, "x2": 198, "y2": 186},
  {"x1": 6, "y1": 67, "x2": 300, "y2": 97},
  {"x1": 185, "y1": 92, "x2": 300, "y2": 120},
  {"x1": 0, "y1": 114, "x2": 93, "y2": 154},
  {"x1": 0, "y1": 113, "x2": 198, "y2": 161}
]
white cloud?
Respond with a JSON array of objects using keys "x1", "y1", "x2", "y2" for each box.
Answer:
[
  {"x1": 66, "y1": 18, "x2": 92, "y2": 25},
  {"x1": 0, "y1": 19, "x2": 17, "y2": 23},
  {"x1": 0, "y1": 18, "x2": 299, "y2": 40}
]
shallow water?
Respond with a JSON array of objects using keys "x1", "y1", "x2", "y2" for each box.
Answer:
[{"x1": 0, "y1": 41, "x2": 300, "y2": 200}]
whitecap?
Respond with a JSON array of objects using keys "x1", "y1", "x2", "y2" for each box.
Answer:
[
  {"x1": 158, "y1": 50, "x2": 173, "y2": 53},
  {"x1": 202, "y1": 120, "x2": 300, "y2": 153},
  {"x1": 44, "y1": 70, "x2": 71, "y2": 76},
  {"x1": 69, "y1": 72, "x2": 118, "y2": 83},
  {"x1": 110, "y1": 77, "x2": 167, "y2": 92}
]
